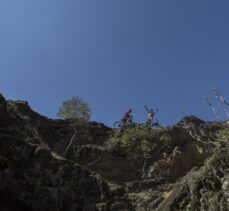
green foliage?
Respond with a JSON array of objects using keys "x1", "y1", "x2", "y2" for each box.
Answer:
[
  {"x1": 205, "y1": 125, "x2": 229, "y2": 155},
  {"x1": 120, "y1": 125, "x2": 153, "y2": 158},
  {"x1": 178, "y1": 198, "x2": 191, "y2": 211},
  {"x1": 57, "y1": 96, "x2": 91, "y2": 121},
  {"x1": 159, "y1": 134, "x2": 172, "y2": 144},
  {"x1": 217, "y1": 126, "x2": 229, "y2": 142},
  {"x1": 109, "y1": 125, "x2": 174, "y2": 158},
  {"x1": 110, "y1": 125, "x2": 153, "y2": 158},
  {"x1": 196, "y1": 145, "x2": 203, "y2": 154},
  {"x1": 75, "y1": 118, "x2": 90, "y2": 127}
]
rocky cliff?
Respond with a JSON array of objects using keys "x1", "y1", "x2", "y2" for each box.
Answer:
[{"x1": 0, "y1": 95, "x2": 228, "y2": 211}]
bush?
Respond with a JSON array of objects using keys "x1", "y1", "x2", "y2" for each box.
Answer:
[
  {"x1": 110, "y1": 125, "x2": 153, "y2": 158},
  {"x1": 108, "y1": 124, "x2": 175, "y2": 159},
  {"x1": 216, "y1": 126, "x2": 229, "y2": 142}
]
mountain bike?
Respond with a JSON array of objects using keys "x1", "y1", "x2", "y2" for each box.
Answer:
[{"x1": 113, "y1": 117, "x2": 133, "y2": 129}]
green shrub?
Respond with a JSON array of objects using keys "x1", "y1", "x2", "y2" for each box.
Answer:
[
  {"x1": 216, "y1": 126, "x2": 229, "y2": 142},
  {"x1": 159, "y1": 134, "x2": 172, "y2": 144},
  {"x1": 109, "y1": 125, "x2": 174, "y2": 158},
  {"x1": 119, "y1": 125, "x2": 153, "y2": 158}
]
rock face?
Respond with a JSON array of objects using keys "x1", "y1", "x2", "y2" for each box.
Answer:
[
  {"x1": 0, "y1": 132, "x2": 109, "y2": 210},
  {"x1": 0, "y1": 137, "x2": 108, "y2": 211},
  {"x1": 0, "y1": 93, "x2": 7, "y2": 124},
  {"x1": 0, "y1": 99, "x2": 111, "y2": 211},
  {"x1": 0, "y1": 95, "x2": 228, "y2": 211}
]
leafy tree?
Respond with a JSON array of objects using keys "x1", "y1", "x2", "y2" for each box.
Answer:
[
  {"x1": 57, "y1": 96, "x2": 91, "y2": 156},
  {"x1": 57, "y1": 96, "x2": 91, "y2": 120}
]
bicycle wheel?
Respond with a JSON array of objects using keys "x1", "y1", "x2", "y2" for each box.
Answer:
[{"x1": 113, "y1": 121, "x2": 122, "y2": 129}]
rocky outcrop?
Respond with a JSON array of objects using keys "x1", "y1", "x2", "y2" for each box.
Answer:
[
  {"x1": 0, "y1": 95, "x2": 228, "y2": 211},
  {"x1": 154, "y1": 149, "x2": 229, "y2": 211},
  {"x1": 0, "y1": 93, "x2": 7, "y2": 124},
  {"x1": 0, "y1": 128, "x2": 110, "y2": 211}
]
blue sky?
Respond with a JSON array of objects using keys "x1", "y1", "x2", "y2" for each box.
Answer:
[{"x1": 0, "y1": 0, "x2": 228, "y2": 126}]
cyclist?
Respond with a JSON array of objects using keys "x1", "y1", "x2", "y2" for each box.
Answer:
[
  {"x1": 122, "y1": 109, "x2": 133, "y2": 125},
  {"x1": 144, "y1": 105, "x2": 158, "y2": 127}
]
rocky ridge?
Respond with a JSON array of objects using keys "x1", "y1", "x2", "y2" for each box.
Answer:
[{"x1": 0, "y1": 95, "x2": 228, "y2": 211}]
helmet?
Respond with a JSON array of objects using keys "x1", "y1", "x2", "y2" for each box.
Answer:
[{"x1": 128, "y1": 109, "x2": 132, "y2": 113}]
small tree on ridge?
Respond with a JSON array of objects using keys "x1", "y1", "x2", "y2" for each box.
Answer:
[
  {"x1": 57, "y1": 96, "x2": 91, "y2": 156},
  {"x1": 57, "y1": 96, "x2": 91, "y2": 120}
]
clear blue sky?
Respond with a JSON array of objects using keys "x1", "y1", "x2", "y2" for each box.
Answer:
[{"x1": 0, "y1": 0, "x2": 229, "y2": 126}]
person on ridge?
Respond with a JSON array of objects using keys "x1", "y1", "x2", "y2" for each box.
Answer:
[
  {"x1": 144, "y1": 105, "x2": 158, "y2": 127},
  {"x1": 122, "y1": 109, "x2": 133, "y2": 124}
]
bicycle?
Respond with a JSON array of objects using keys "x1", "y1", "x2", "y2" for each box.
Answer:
[
  {"x1": 146, "y1": 119, "x2": 160, "y2": 128},
  {"x1": 113, "y1": 117, "x2": 134, "y2": 129}
]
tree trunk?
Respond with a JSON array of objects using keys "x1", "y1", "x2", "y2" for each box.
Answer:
[{"x1": 64, "y1": 128, "x2": 77, "y2": 156}]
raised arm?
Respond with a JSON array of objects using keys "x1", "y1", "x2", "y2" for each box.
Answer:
[
  {"x1": 144, "y1": 105, "x2": 150, "y2": 112},
  {"x1": 153, "y1": 108, "x2": 159, "y2": 115}
]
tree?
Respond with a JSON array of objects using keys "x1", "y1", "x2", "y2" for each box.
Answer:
[
  {"x1": 57, "y1": 96, "x2": 91, "y2": 120},
  {"x1": 57, "y1": 96, "x2": 91, "y2": 156}
]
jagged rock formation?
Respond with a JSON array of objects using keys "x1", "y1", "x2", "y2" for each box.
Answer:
[
  {"x1": 0, "y1": 93, "x2": 8, "y2": 125},
  {"x1": 0, "y1": 95, "x2": 228, "y2": 211}
]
